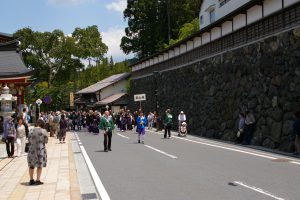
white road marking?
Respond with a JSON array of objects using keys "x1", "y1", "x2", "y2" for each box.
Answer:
[
  {"x1": 147, "y1": 130, "x2": 300, "y2": 165},
  {"x1": 144, "y1": 145, "x2": 177, "y2": 159},
  {"x1": 290, "y1": 161, "x2": 300, "y2": 165},
  {"x1": 234, "y1": 181, "x2": 285, "y2": 200},
  {"x1": 78, "y1": 135, "x2": 111, "y2": 200},
  {"x1": 174, "y1": 136, "x2": 276, "y2": 159},
  {"x1": 117, "y1": 133, "x2": 130, "y2": 139}
]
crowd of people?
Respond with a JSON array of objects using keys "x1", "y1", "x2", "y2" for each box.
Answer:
[{"x1": 1, "y1": 106, "x2": 300, "y2": 186}]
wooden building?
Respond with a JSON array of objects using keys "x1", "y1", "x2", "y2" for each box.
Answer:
[{"x1": 0, "y1": 32, "x2": 35, "y2": 108}]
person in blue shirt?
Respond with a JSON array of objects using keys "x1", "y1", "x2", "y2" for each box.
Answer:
[{"x1": 137, "y1": 112, "x2": 147, "y2": 144}]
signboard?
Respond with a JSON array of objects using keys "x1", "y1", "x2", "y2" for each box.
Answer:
[
  {"x1": 134, "y1": 94, "x2": 146, "y2": 102},
  {"x1": 43, "y1": 95, "x2": 52, "y2": 104},
  {"x1": 70, "y1": 92, "x2": 74, "y2": 107},
  {"x1": 36, "y1": 99, "x2": 42, "y2": 106}
]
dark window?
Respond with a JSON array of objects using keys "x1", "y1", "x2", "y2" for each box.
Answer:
[
  {"x1": 200, "y1": 15, "x2": 204, "y2": 24},
  {"x1": 219, "y1": 0, "x2": 231, "y2": 7},
  {"x1": 210, "y1": 9, "x2": 215, "y2": 23}
]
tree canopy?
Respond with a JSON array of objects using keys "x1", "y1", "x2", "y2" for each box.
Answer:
[
  {"x1": 15, "y1": 26, "x2": 129, "y2": 110},
  {"x1": 121, "y1": 0, "x2": 202, "y2": 59}
]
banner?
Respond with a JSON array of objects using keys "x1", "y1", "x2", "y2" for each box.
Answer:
[{"x1": 70, "y1": 92, "x2": 74, "y2": 107}]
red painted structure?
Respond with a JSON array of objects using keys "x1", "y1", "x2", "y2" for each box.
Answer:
[{"x1": 0, "y1": 32, "x2": 34, "y2": 106}]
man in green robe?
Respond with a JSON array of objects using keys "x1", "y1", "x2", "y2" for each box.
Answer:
[{"x1": 99, "y1": 111, "x2": 115, "y2": 152}]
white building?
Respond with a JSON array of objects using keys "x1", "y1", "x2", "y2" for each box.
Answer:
[
  {"x1": 200, "y1": 0, "x2": 299, "y2": 30},
  {"x1": 130, "y1": 0, "x2": 300, "y2": 74}
]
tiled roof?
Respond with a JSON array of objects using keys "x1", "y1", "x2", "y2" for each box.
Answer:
[
  {"x1": 0, "y1": 51, "x2": 34, "y2": 78},
  {"x1": 76, "y1": 72, "x2": 130, "y2": 94},
  {"x1": 95, "y1": 93, "x2": 126, "y2": 105},
  {"x1": 0, "y1": 32, "x2": 13, "y2": 38}
]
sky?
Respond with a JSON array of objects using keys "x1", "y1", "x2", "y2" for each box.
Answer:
[{"x1": 0, "y1": 0, "x2": 132, "y2": 62}]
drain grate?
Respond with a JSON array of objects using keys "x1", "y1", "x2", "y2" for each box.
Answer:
[
  {"x1": 271, "y1": 158, "x2": 291, "y2": 162},
  {"x1": 82, "y1": 193, "x2": 97, "y2": 200},
  {"x1": 73, "y1": 151, "x2": 82, "y2": 154}
]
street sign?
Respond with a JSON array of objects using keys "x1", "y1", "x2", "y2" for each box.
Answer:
[
  {"x1": 36, "y1": 99, "x2": 42, "y2": 106},
  {"x1": 134, "y1": 94, "x2": 146, "y2": 102},
  {"x1": 43, "y1": 95, "x2": 52, "y2": 104}
]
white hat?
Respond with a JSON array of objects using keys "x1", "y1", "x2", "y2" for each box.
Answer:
[{"x1": 180, "y1": 111, "x2": 184, "y2": 114}]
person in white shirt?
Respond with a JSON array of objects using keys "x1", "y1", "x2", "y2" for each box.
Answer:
[
  {"x1": 178, "y1": 111, "x2": 186, "y2": 125},
  {"x1": 16, "y1": 117, "x2": 27, "y2": 157}
]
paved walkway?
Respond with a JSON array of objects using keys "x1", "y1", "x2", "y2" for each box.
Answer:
[{"x1": 0, "y1": 133, "x2": 81, "y2": 200}]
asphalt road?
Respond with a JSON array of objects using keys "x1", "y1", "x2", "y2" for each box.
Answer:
[{"x1": 76, "y1": 129, "x2": 300, "y2": 200}]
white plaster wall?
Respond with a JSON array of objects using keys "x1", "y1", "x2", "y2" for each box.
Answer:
[
  {"x1": 216, "y1": 0, "x2": 251, "y2": 20},
  {"x1": 142, "y1": 62, "x2": 146, "y2": 68},
  {"x1": 264, "y1": 0, "x2": 282, "y2": 16},
  {"x1": 233, "y1": 14, "x2": 246, "y2": 30},
  {"x1": 247, "y1": 5, "x2": 263, "y2": 24},
  {"x1": 211, "y1": 27, "x2": 221, "y2": 40},
  {"x1": 199, "y1": 0, "x2": 215, "y2": 29},
  {"x1": 180, "y1": 44, "x2": 187, "y2": 53},
  {"x1": 146, "y1": 60, "x2": 150, "y2": 67},
  {"x1": 199, "y1": 0, "x2": 250, "y2": 29},
  {"x1": 150, "y1": 59, "x2": 154, "y2": 65},
  {"x1": 164, "y1": 53, "x2": 169, "y2": 60},
  {"x1": 194, "y1": 37, "x2": 202, "y2": 47},
  {"x1": 187, "y1": 41, "x2": 194, "y2": 51},
  {"x1": 175, "y1": 48, "x2": 180, "y2": 56},
  {"x1": 154, "y1": 57, "x2": 159, "y2": 64},
  {"x1": 100, "y1": 79, "x2": 127, "y2": 100},
  {"x1": 222, "y1": 21, "x2": 232, "y2": 36},
  {"x1": 202, "y1": 32, "x2": 211, "y2": 44},
  {"x1": 159, "y1": 55, "x2": 164, "y2": 62},
  {"x1": 169, "y1": 50, "x2": 175, "y2": 58},
  {"x1": 284, "y1": 0, "x2": 300, "y2": 7}
]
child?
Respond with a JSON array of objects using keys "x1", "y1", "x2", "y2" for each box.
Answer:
[{"x1": 137, "y1": 112, "x2": 147, "y2": 144}]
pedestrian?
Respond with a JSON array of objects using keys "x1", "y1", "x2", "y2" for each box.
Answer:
[
  {"x1": 243, "y1": 110, "x2": 255, "y2": 145},
  {"x1": 293, "y1": 110, "x2": 300, "y2": 156},
  {"x1": 2, "y1": 116, "x2": 16, "y2": 158},
  {"x1": 99, "y1": 111, "x2": 115, "y2": 152},
  {"x1": 22, "y1": 107, "x2": 29, "y2": 138},
  {"x1": 164, "y1": 109, "x2": 173, "y2": 138},
  {"x1": 147, "y1": 112, "x2": 154, "y2": 130},
  {"x1": 127, "y1": 113, "x2": 133, "y2": 131},
  {"x1": 16, "y1": 117, "x2": 27, "y2": 157},
  {"x1": 178, "y1": 111, "x2": 186, "y2": 128},
  {"x1": 137, "y1": 112, "x2": 147, "y2": 144},
  {"x1": 53, "y1": 112, "x2": 60, "y2": 137},
  {"x1": 120, "y1": 113, "x2": 127, "y2": 132},
  {"x1": 235, "y1": 112, "x2": 245, "y2": 144},
  {"x1": 27, "y1": 119, "x2": 48, "y2": 185},
  {"x1": 58, "y1": 114, "x2": 68, "y2": 144}
]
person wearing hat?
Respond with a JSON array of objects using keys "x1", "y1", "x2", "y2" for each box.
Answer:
[
  {"x1": 2, "y1": 116, "x2": 17, "y2": 158},
  {"x1": 178, "y1": 111, "x2": 186, "y2": 128},
  {"x1": 163, "y1": 109, "x2": 173, "y2": 138}
]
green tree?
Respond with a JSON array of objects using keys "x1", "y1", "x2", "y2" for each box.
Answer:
[
  {"x1": 72, "y1": 25, "x2": 108, "y2": 65},
  {"x1": 121, "y1": 0, "x2": 202, "y2": 59},
  {"x1": 164, "y1": 18, "x2": 200, "y2": 48}
]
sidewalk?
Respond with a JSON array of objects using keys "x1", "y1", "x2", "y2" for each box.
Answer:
[{"x1": 0, "y1": 133, "x2": 81, "y2": 200}]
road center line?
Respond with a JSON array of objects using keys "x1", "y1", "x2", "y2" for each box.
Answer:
[
  {"x1": 76, "y1": 134, "x2": 111, "y2": 200},
  {"x1": 117, "y1": 133, "x2": 130, "y2": 139},
  {"x1": 144, "y1": 145, "x2": 177, "y2": 159},
  {"x1": 234, "y1": 181, "x2": 285, "y2": 200}
]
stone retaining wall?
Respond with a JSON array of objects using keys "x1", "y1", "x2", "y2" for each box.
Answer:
[{"x1": 128, "y1": 27, "x2": 300, "y2": 152}]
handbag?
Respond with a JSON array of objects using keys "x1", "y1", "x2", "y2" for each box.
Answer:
[{"x1": 25, "y1": 142, "x2": 30, "y2": 153}]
